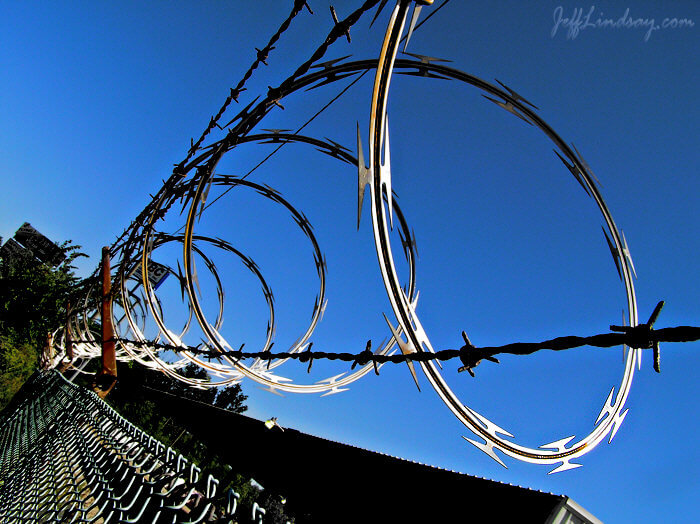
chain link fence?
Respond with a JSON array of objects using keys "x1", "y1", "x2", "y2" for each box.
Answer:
[{"x1": 0, "y1": 370, "x2": 273, "y2": 523}]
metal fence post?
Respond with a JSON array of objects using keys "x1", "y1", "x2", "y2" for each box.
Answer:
[{"x1": 94, "y1": 246, "x2": 117, "y2": 397}]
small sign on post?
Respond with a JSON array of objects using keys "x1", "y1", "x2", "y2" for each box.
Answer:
[{"x1": 132, "y1": 260, "x2": 170, "y2": 290}]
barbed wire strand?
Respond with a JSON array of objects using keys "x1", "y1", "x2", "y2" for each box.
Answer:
[
  {"x1": 180, "y1": 0, "x2": 313, "y2": 167},
  {"x1": 91, "y1": 1, "x2": 382, "y2": 282},
  {"x1": 66, "y1": 325, "x2": 699, "y2": 375},
  {"x1": 176, "y1": 0, "x2": 451, "y2": 229}
]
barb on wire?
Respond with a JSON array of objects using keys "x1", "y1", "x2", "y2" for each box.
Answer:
[
  {"x1": 398, "y1": 0, "x2": 451, "y2": 45},
  {"x1": 610, "y1": 300, "x2": 666, "y2": 372}
]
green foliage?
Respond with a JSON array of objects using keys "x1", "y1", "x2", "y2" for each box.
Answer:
[
  {"x1": 0, "y1": 334, "x2": 38, "y2": 410},
  {"x1": 0, "y1": 240, "x2": 87, "y2": 411},
  {"x1": 212, "y1": 381, "x2": 248, "y2": 412},
  {"x1": 0, "y1": 241, "x2": 87, "y2": 346},
  {"x1": 258, "y1": 491, "x2": 294, "y2": 524},
  {"x1": 112, "y1": 361, "x2": 248, "y2": 414}
]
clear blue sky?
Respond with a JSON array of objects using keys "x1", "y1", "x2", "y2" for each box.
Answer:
[{"x1": 1, "y1": 2, "x2": 698, "y2": 522}]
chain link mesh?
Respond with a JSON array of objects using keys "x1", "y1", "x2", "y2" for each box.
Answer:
[{"x1": 0, "y1": 370, "x2": 269, "y2": 523}]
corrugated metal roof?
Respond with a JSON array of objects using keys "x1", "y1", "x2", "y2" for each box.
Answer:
[{"x1": 139, "y1": 385, "x2": 575, "y2": 523}]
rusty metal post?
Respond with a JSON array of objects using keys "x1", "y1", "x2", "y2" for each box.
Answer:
[{"x1": 94, "y1": 246, "x2": 117, "y2": 397}]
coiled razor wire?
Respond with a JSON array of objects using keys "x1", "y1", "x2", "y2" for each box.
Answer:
[
  {"x1": 48, "y1": 1, "x2": 699, "y2": 472},
  {"x1": 0, "y1": 370, "x2": 270, "y2": 523}
]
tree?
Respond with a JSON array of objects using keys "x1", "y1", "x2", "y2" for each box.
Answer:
[
  {"x1": 144, "y1": 362, "x2": 217, "y2": 404},
  {"x1": 0, "y1": 240, "x2": 86, "y2": 410},
  {"x1": 258, "y1": 491, "x2": 295, "y2": 524},
  {"x1": 213, "y1": 382, "x2": 248, "y2": 413},
  {"x1": 124, "y1": 361, "x2": 248, "y2": 414},
  {"x1": 0, "y1": 240, "x2": 86, "y2": 345},
  {"x1": 0, "y1": 334, "x2": 38, "y2": 409}
]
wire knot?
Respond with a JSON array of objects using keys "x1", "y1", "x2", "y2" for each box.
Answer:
[
  {"x1": 457, "y1": 331, "x2": 499, "y2": 377},
  {"x1": 298, "y1": 343, "x2": 314, "y2": 373},
  {"x1": 329, "y1": 6, "x2": 351, "y2": 43},
  {"x1": 351, "y1": 340, "x2": 373, "y2": 370},
  {"x1": 610, "y1": 300, "x2": 664, "y2": 372}
]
